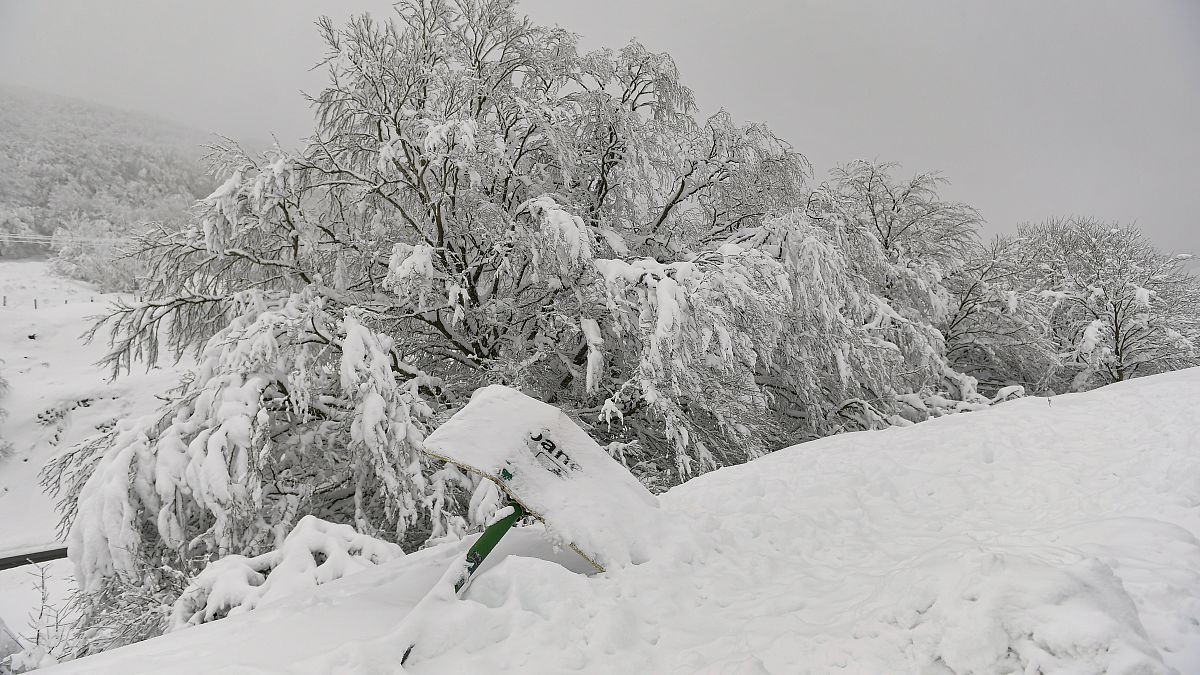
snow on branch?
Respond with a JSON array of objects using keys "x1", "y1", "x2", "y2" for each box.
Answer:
[{"x1": 170, "y1": 516, "x2": 403, "y2": 630}]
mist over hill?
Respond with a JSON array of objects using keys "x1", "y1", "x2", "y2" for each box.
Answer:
[{"x1": 0, "y1": 84, "x2": 215, "y2": 258}]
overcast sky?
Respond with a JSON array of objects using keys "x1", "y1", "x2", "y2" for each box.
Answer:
[{"x1": 1, "y1": 0, "x2": 1197, "y2": 251}]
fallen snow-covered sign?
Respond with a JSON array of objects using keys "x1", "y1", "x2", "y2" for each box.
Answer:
[
  {"x1": 421, "y1": 384, "x2": 666, "y2": 572},
  {"x1": 400, "y1": 384, "x2": 667, "y2": 665}
]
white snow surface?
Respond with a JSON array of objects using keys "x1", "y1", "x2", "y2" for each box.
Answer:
[{"x1": 37, "y1": 368, "x2": 1200, "y2": 674}]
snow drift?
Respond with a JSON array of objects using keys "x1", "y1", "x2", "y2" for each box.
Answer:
[{"x1": 38, "y1": 368, "x2": 1200, "y2": 673}]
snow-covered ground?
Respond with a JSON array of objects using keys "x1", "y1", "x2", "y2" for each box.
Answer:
[
  {"x1": 0, "y1": 260, "x2": 184, "y2": 649},
  {"x1": 35, "y1": 366, "x2": 1200, "y2": 673}
]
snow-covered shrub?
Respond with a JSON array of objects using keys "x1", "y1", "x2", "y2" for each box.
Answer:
[
  {"x1": 49, "y1": 556, "x2": 189, "y2": 661},
  {"x1": 41, "y1": 284, "x2": 463, "y2": 656},
  {"x1": 892, "y1": 554, "x2": 1173, "y2": 674},
  {"x1": 170, "y1": 515, "x2": 404, "y2": 630},
  {"x1": 4, "y1": 564, "x2": 76, "y2": 673}
]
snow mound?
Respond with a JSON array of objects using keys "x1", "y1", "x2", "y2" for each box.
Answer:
[
  {"x1": 37, "y1": 369, "x2": 1200, "y2": 674},
  {"x1": 170, "y1": 516, "x2": 405, "y2": 630},
  {"x1": 894, "y1": 553, "x2": 1169, "y2": 674}
]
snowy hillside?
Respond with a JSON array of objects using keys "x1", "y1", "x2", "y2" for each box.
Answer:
[
  {"x1": 39, "y1": 367, "x2": 1200, "y2": 674},
  {"x1": 0, "y1": 261, "x2": 185, "y2": 643},
  {"x1": 0, "y1": 261, "x2": 183, "y2": 554}
]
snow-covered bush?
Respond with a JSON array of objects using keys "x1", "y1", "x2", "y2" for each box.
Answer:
[
  {"x1": 170, "y1": 516, "x2": 403, "y2": 630},
  {"x1": 4, "y1": 565, "x2": 76, "y2": 673},
  {"x1": 41, "y1": 292, "x2": 451, "y2": 658},
  {"x1": 50, "y1": 556, "x2": 189, "y2": 660},
  {"x1": 892, "y1": 554, "x2": 1173, "y2": 674}
]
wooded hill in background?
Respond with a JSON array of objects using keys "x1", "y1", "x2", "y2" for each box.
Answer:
[{"x1": 0, "y1": 84, "x2": 214, "y2": 288}]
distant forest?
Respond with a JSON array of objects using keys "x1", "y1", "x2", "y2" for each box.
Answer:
[{"x1": 0, "y1": 84, "x2": 213, "y2": 286}]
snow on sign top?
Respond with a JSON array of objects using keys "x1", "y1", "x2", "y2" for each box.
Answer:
[{"x1": 421, "y1": 385, "x2": 664, "y2": 571}]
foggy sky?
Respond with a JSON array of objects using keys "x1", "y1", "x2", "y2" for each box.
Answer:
[{"x1": 1, "y1": 0, "x2": 1197, "y2": 251}]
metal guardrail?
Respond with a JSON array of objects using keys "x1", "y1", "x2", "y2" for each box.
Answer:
[
  {"x1": 0, "y1": 234, "x2": 131, "y2": 245},
  {"x1": 0, "y1": 547, "x2": 69, "y2": 571}
]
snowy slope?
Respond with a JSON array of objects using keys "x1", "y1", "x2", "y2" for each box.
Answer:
[
  {"x1": 38, "y1": 368, "x2": 1200, "y2": 674},
  {"x1": 0, "y1": 261, "x2": 182, "y2": 554},
  {"x1": 0, "y1": 261, "x2": 185, "y2": 641}
]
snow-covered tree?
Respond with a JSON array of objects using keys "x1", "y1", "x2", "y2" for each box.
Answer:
[
  {"x1": 0, "y1": 84, "x2": 210, "y2": 263},
  {"x1": 0, "y1": 206, "x2": 39, "y2": 258},
  {"x1": 827, "y1": 161, "x2": 978, "y2": 269},
  {"x1": 821, "y1": 162, "x2": 978, "y2": 351},
  {"x1": 44, "y1": 1, "x2": 1008, "y2": 654},
  {"x1": 943, "y1": 236, "x2": 1060, "y2": 395},
  {"x1": 1013, "y1": 218, "x2": 1200, "y2": 391},
  {"x1": 814, "y1": 162, "x2": 990, "y2": 412},
  {"x1": 42, "y1": 0, "x2": 809, "y2": 648}
]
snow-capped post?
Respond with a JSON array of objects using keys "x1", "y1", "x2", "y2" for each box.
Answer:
[{"x1": 454, "y1": 501, "x2": 525, "y2": 593}]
